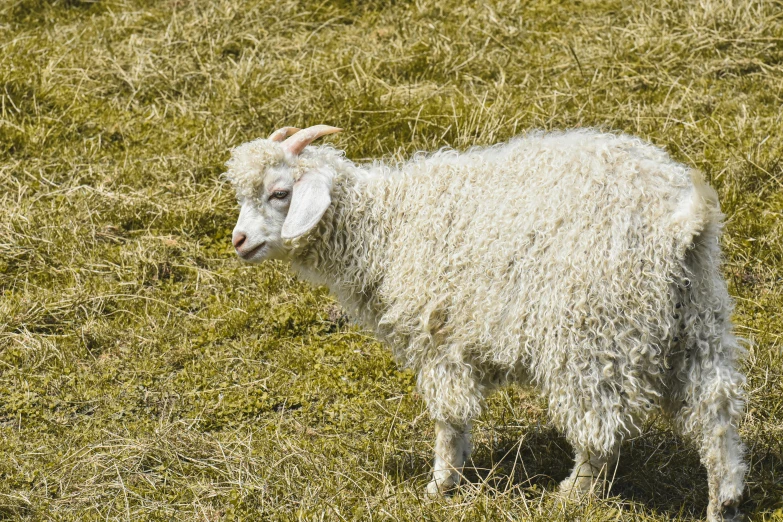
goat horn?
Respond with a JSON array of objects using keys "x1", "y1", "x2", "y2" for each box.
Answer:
[
  {"x1": 281, "y1": 125, "x2": 342, "y2": 156},
  {"x1": 268, "y1": 127, "x2": 301, "y2": 142}
]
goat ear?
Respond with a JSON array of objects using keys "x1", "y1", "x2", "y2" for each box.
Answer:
[{"x1": 281, "y1": 169, "x2": 332, "y2": 240}]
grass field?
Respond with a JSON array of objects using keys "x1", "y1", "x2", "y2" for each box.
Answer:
[{"x1": 1, "y1": 0, "x2": 782, "y2": 520}]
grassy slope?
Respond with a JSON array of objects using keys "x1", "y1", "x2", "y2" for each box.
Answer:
[{"x1": 1, "y1": 0, "x2": 781, "y2": 520}]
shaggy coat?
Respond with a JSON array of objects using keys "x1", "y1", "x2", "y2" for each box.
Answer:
[{"x1": 226, "y1": 129, "x2": 747, "y2": 522}]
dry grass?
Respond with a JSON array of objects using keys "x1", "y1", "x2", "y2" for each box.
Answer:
[{"x1": 1, "y1": 0, "x2": 782, "y2": 520}]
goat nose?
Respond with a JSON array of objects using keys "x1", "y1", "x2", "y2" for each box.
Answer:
[{"x1": 233, "y1": 233, "x2": 247, "y2": 249}]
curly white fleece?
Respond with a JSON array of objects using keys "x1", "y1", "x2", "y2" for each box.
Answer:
[{"x1": 226, "y1": 129, "x2": 747, "y2": 520}]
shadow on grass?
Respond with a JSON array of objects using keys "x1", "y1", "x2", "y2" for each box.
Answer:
[{"x1": 385, "y1": 424, "x2": 783, "y2": 519}]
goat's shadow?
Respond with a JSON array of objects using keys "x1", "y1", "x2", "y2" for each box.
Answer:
[{"x1": 384, "y1": 422, "x2": 782, "y2": 518}]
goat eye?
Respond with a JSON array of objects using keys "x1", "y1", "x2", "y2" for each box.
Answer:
[{"x1": 271, "y1": 190, "x2": 289, "y2": 200}]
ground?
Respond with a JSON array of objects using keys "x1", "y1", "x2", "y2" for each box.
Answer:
[{"x1": 1, "y1": 0, "x2": 782, "y2": 520}]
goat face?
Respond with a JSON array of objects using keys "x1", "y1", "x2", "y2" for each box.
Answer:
[{"x1": 227, "y1": 125, "x2": 341, "y2": 263}]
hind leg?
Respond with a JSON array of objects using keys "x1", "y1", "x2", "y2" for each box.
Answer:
[
  {"x1": 554, "y1": 400, "x2": 628, "y2": 499},
  {"x1": 668, "y1": 330, "x2": 747, "y2": 521},
  {"x1": 701, "y1": 417, "x2": 746, "y2": 522},
  {"x1": 671, "y1": 369, "x2": 747, "y2": 521},
  {"x1": 669, "y1": 218, "x2": 749, "y2": 520},
  {"x1": 559, "y1": 445, "x2": 619, "y2": 498},
  {"x1": 549, "y1": 372, "x2": 640, "y2": 500}
]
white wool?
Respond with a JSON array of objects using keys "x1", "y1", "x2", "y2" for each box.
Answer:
[{"x1": 225, "y1": 128, "x2": 747, "y2": 521}]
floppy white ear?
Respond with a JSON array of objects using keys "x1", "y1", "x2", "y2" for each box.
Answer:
[{"x1": 281, "y1": 168, "x2": 333, "y2": 240}]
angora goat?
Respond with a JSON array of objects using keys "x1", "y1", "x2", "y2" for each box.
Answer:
[{"x1": 225, "y1": 125, "x2": 747, "y2": 521}]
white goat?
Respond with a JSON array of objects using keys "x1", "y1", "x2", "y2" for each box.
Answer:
[{"x1": 225, "y1": 125, "x2": 747, "y2": 521}]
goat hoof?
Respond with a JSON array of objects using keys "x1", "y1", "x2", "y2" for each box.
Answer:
[
  {"x1": 558, "y1": 476, "x2": 602, "y2": 498},
  {"x1": 425, "y1": 478, "x2": 455, "y2": 499},
  {"x1": 719, "y1": 499, "x2": 743, "y2": 522},
  {"x1": 425, "y1": 480, "x2": 442, "y2": 498}
]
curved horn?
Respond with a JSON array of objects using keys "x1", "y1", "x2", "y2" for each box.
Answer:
[
  {"x1": 268, "y1": 127, "x2": 301, "y2": 142},
  {"x1": 281, "y1": 125, "x2": 342, "y2": 156}
]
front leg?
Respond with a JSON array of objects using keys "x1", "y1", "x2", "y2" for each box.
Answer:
[{"x1": 426, "y1": 420, "x2": 472, "y2": 497}]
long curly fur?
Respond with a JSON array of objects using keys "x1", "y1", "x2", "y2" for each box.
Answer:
[{"x1": 226, "y1": 129, "x2": 747, "y2": 521}]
